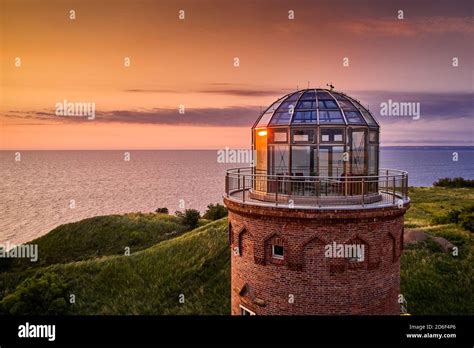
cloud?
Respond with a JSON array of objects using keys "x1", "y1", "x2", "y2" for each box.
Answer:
[
  {"x1": 197, "y1": 89, "x2": 282, "y2": 97},
  {"x1": 97, "y1": 106, "x2": 259, "y2": 126},
  {"x1": 350, "y1": 91, "x2": 473, "y2": 121},
  {"x1": 4, "y1": 106, "x2": 260, "y2": 127},
  {"x1": 123, "y1": 89, "x2": 179, "y2": 93},
  {"x1": 4, "y1": 92, "x2": 472, "y2": 130},
  {"x1": 122, "y1": 85, "x2": 284, "y2": 97},
  {"x1": 339, "y1": 16, "x2": 474, "y2": 37}
]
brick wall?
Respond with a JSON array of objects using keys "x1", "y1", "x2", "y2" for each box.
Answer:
[{"x1": 225, "y1": 198, "x2": 409, "y2": 315}]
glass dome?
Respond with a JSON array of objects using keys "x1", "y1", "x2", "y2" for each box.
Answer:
[{"x1": 252, "y1": 88, "x2": 380, "y2": 186}]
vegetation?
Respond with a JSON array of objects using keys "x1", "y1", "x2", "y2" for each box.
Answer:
[
  {"x1": 0, "y1": 186, "x2": 472, "y2": 315},
  {"x1": 155, "y1": 207, "x2": 169, "y2": 214},
  {"x1": 432, "y1": 206, "x2": 474, "y2": 232},
  {"x1": 404, "y1": 187, "x2": 474, "y2": 228},
  {"x1": 0, "y1": 219, "x2": 230, "y2": 315},
  {"x1": 0, "y1": 213, "x2": 189, "y2": 274},
  {"x1": 203, "y1": 203, "x2": 228, "y2": 221},
  {"x1": 401, "y1": 187, "x2": 474, "y2": 314},
  {"x1": 433, "y1": 177, "x2": 474, "y2": 188},
  {"x1": 0, "y1": 272, "x2": 70, "y2": 315},
  {"x1": 175, "y1": 209, "x2": 201, "y2": 229}
]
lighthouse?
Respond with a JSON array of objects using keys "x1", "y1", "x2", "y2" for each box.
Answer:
[{"x1": 224, "y1": 88, "x2": 409, "y2": 315}]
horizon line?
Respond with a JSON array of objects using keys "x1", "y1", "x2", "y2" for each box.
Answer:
[{"x1": 1, "y1": 145, "x2": 473, "y2": 151}]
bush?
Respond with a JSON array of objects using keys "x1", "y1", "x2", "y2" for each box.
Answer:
[
  {"x1": 0, "y1": 272, "x2": 70, "y2": 315},
  {"x1": 431, "y1": 205, "x2": 474, "y2": 232},
  {"x1": 175, "y1": 209, "x2": 201, "y2": 229},
  {"x1": 203, "y1": 203, "x2": 228, "y2": 221},
  {"x1": 155, "y1": 207, "x2": 169, "y2": 214},
  {"x1": 459, "y1": 209, "x2": 474, "y2": 232},
  {"x1": 433, "y1": 177, "x2": 474, "y2": 188}
]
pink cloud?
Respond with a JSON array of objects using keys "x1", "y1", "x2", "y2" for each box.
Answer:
[{"x1": 341, "y1": 16, "x2": 474, "y2": 37}]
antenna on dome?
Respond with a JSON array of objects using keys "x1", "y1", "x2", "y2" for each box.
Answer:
[
  {"x1": 307, "y1": 81, "x2": 310, "y2": 88},
  {"x1": 326, "y1": 83, "x2": 335, "y2": 91}
]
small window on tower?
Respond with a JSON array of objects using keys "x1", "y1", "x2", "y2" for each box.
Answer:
[
  {"x1": 272, "y1": 245, "x2": 284, "y2": 259},
  {"x1": 240, "y1": 305, "x2": 256, "y2": 316}
]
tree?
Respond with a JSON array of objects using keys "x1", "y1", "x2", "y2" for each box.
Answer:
[
  {"x1": 203, "y1": 203, "x2": 228, "y2": 220},
  {"x1": 176, "y1": 209, "x2": 200, "y2": 229}
]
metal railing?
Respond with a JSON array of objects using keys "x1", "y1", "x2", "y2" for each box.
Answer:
[{"x1": 225, "y1": 167, "x2": 409, "y2": 207}]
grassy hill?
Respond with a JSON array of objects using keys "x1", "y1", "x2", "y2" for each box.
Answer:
[
  {"x1": 401, "y1": 187, "x2": 474, "y2": 315},
  {"x1": 0, "y1": 213, "x2": 191, "y2": 274},
  {"x1": 0, "y1": 187, "x2": 472, "y2": 315},
  {"x1": 0, "y1": 218, "x2": 230, "y2": 315}
]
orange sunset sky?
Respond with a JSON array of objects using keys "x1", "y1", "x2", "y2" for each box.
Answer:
[{"x1": 0, "y1": 0, "x2": 473, "y2": 149}]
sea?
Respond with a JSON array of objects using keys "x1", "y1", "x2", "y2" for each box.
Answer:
[{"x1": 1, "y1": 147, "x2": 473, "y2": 245}]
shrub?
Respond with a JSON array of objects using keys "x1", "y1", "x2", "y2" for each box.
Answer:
[
  {"x1": 155, "y1": 207, "x2": 169, "y2": 214},
  {"x1": 459, "y1": 209, "x2": 474, "y2": 232},
  {"x1": 433, "y1": 177, "x2": 474, "y2": 188},
  {"x1": 203, "y1": 203, "x2": 228, "y2": 221},
  {"x1": 0, "y1": 272, "x2": 70, "y2": 315},
  {"x1": 175, "y1": 209, "x2": 201, "y2": 229},
  {"x1": 431, "y1": 205, "x2": 474, "y2": 232}
]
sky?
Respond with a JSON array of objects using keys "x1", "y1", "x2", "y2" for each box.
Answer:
[{"x1": 0, "y1": 0, "x2": 473, "y2": 149}]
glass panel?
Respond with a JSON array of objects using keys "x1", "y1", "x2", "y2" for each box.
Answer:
[
  {"x1": 318, "y1": 100, "x2": 338, "y2": 109},
  {"x1": 368, "y1": 144, "x2": 378, "y2": 175},
  {"x1": 292, "y1": 111, "x2": 317, "y2": 124},
  {"x1": 369, "y1": 130, "x2": 378, "y2": 143},
  {"x1": 265, "y1": 98, "x2": 285, "y2": 113},
  {"x1": 350, "y1": 130, "x2": 366, "y2": 175},
  {"x1": 337, "y1": 100, "x2": 357, "y2": 111},
  {"x1": 317, "y1": 91, "x2": 332, "y2": 99},
  {"x1": 301, "y1": 91, "x2": 316, "y2": 99},
  {"x1": 255, "y1": 129, "x2": 268, "y2": 191},
  {"x1": 256, "y1": 112, "x2": 273, "y2": 127},
  {"x1": 276, "y1": 101, "x2": 296, "y2": 113},
  {"x1": 349, "y1": 98, "x2": 377, "y2": 125},
  {"x1": 345, "y1": 111, "x2": 365, "y2": 124},
  {"x1": 269, "y1": 145, "x2": 289, "y2": 175},
  {"x1": 292, "y1": 129, "x2": 315, "y2": 143},
  {"x1": 269, "y1": 112, "x2": 292, "y2": 125},
  {"x1": 319, "y1": 145, "x2": 345, "y2": 178},
  {"x1": 319, "y1": 110, "x2": 344, "y2": 124},
  {"x1": 296, "y1": 100, "x2": 316, "y2": 109},
  {"x1": 285, "y1": 91, "x2": 303, "y2": 101},
  {"x1": 361, "y1": 109, "x2": 377, "y2": 125},
  {"x1": 332, "y1": 92, "x2": 347, "y2": 101},
  {"x1": 321, "y1": 128, "x2": 344, "y2": 142},
  {"x1": 256, "y1": 98, "x2": 285, "y2": 127},
  {"x1": 272, "y1": 131, "x2": 287, "y2": 143},
  {"x1": 291, "y1": 146, "x2": 312, "y2": 176}
]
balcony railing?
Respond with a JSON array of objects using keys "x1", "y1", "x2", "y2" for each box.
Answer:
[{"x1": 225, "y1": 167, "x2": 409, "y2": 208}]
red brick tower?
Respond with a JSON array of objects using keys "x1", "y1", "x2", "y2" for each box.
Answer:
[{"x1": 224, "y1": 89, "x2": 409, "y2": 315}]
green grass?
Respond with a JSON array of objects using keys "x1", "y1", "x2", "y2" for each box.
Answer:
[
  {"x1": 405, "y1": 187, "x2": 474, "y2": 228},
  {"x1": 1, "y1": 213, "x2": 189, "y2": 273},
  {"x1": 0, "y1": 219, "x2": 230, "y2": 315},
  {"x1": 401, "y1": 187, "x2": 474, "y2": 314},
  {"x1": 0, "y1": 187, "x2": 472, "y2": 315}
]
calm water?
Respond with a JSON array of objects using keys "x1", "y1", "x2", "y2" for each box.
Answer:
[{"x1": 1, "y1": 148, "x2": 473, "y2": 244}]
